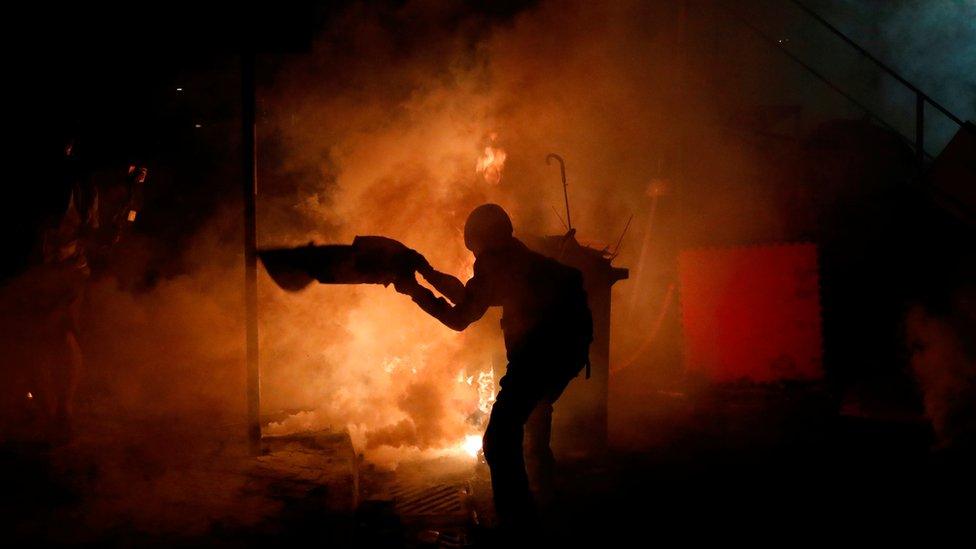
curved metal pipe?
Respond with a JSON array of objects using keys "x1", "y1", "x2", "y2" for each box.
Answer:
[{"x1": 546, "y1": 153, "x2": 572, "y2": 231}]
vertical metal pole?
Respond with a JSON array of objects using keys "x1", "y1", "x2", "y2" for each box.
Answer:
[
  {"x1": 242, "y1": 50, "x2": 261, "y2": 456},
  {"x1": 915, "y1": 92, "x2": 925, "y2": 165}
]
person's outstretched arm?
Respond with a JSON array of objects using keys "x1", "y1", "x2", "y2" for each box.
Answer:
[
  {"x1": 417, "y1": 265, "x2": 466, "y2": 304},
  {"x1": 395, "y1": 262, "x2": 491, "y2": 331}
]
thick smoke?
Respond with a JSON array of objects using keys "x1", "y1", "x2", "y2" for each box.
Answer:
[
  {"x1": 5, "y1": 2, "x2": 971, "y2": 540},
  {"x1": 253, "y1": 0, "x2": 713, "y2": 463},
  {"x1": 905, "y1": 289, "x2": 976, "y2": 450},
  {"x1": 4, "y1": 0, "x2": 819, "y2": 467},
  {"x1": 159, "y1": 0, "x2": 790, "y2": 464}
]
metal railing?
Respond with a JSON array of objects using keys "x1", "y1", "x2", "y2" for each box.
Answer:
[
  {"x1": 788, "y1": 0, "x2": 969, "y2": 163},
  {"x1": 719, "y1": 0, "x2": 971, "y2": 163}
]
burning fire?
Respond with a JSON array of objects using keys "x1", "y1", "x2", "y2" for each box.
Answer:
[
  {"x1": 461, "y1": 434, "x2": 483, "y2": 457},
  {"x1": 477, "y1": 364, "x2": 496, "y2": 414},
  {"x1": 451, "y1": 363, "x2": 497, "y2": 458},
  {"x1": 262, "y1": 128, "x2": 510, "y2": 467},
  {"x1": 475, "y1": 133, "x2": 506, "y2": 185}
]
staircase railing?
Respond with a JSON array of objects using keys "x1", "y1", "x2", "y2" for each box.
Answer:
[
  {"x1": 719, "y1": 0, "x2": 972, "y2": 163},
  {"x1": 788, "y1": 0, "x2": 968, "y2": 163}
]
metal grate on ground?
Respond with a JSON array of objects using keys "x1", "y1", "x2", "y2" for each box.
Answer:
[{"x1": 392, "y1": 483, "x2": 467, "y2": 517}]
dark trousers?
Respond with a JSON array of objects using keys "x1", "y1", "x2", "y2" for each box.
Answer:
[{"x1": 482, "y1": 367, "x2": 571, "y2": 529}]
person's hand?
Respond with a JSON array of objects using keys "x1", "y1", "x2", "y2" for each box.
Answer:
[
  {"x1": 406, "y1": 249, "x2": 433, "y2": 276},
  {"x1": 393, "y1": 274, "x2": 423, "y2": 297}
]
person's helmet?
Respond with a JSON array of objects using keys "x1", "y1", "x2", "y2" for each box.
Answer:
[{"x1": 464, "y1": 203, "x2": 513, "y2": 254}]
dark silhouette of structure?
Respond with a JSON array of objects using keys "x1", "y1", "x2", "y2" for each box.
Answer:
[{"x1": 394, "y1": 203, "x2": 593, "y2": 529}]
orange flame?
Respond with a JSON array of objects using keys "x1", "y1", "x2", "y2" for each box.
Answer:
[
  {"x1": 477, "y1": 364, "x2": 496, "y2": 414},
  {"x1": 461, "y1": 434, "x2": 482, "y2": 457},
  {"x1": 476, "y1": 133, "x2": 506, "y2": 185}
]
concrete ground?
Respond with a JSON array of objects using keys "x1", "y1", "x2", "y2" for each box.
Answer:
[{"x1": 3, "y1": 404, "x2": 973, "y2": 547}]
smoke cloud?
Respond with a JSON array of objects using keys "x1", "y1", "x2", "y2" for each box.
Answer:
[
  {"x1": 826, "y1": 0, "x2": 976, "y2": 150},
  {"x1": 253, "y1": 0, "x2": 702, "y2": 464},
  {"x1": 906, "y1": 288, "x2": 976, "y2": 449},
  {"x1": 4, "y1": 0, "x2": 850, "y2": 467}
]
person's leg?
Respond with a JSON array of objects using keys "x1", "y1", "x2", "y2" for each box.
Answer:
[
  {"x1": 482, "y1": 380, "x2": 541, "y2": 529},
  {"x1": 524, "y1": 399, "x2": 556, "y2": 508}
]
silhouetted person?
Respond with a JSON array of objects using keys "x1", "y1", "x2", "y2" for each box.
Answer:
[
  {"x1": 394, "y1": 203, "x2": 592, "y2": 531},
  {"x1": 4, "y1": 136, "x2": 148, "y2": 443},
  {"x1": 22, "y1": 137, "x2": 96, "y2": 441}
]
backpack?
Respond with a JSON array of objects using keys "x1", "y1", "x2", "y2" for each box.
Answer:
[{"x1": 543, "y1": 257, "x2": 594, "y2": 379}]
